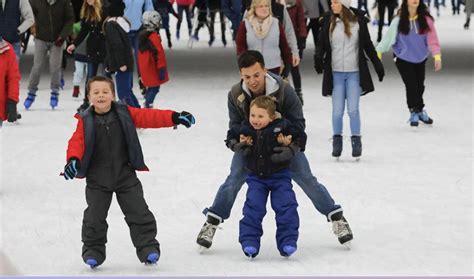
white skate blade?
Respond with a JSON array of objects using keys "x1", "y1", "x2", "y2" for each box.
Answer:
[
  {"x1": 197, "y1": 245, "x2": 209, "y2": 254},
  {"x1": 354, "y1": 157, "x2": 361, "y2": 162},
  {"x1": 342, "y1": 241, "x2": 352, "y2": 250}
]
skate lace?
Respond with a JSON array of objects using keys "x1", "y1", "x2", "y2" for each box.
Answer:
[
  {"x1": 200, "y1": 222, "x2": 221, "y2": 241},
  {"x1": 332, "y1": 219, "x2": 349, "y2": 237}
]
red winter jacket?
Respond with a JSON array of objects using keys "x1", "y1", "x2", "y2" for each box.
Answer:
[
  {"x1": 287, "y1": 0, "x2": 307, "y2": 39},
  {"x1": 138, "y1": 32, "x2": 170, "y2": 87},
  {"x1": 66, "y1": 104, "x2": 175, "y2": 177},
  {"x1": 0, "y1": 41, "x2": 20, "y2": 121}
]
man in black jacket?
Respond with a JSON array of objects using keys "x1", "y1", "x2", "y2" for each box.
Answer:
[{"x1": 23, "y1": 0, "x2": 74, "y2": 110}]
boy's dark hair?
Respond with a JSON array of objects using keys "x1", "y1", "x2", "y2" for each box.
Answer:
[
  {"x1": 238, "y1": 50, "x2": 265, "y2": 70},
  {"x1": 250, "y1": 95, "x2": 277, "y2": 118},
  {"x1": 86, "y1": 76, "x2": 115, "y2": 95}
]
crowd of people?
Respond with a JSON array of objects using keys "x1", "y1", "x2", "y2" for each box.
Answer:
[{"x1": 0, "y1": 0, "x2": 456, "y2": 269}]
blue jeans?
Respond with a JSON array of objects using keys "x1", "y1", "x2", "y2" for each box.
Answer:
[
  {"x1": 204, "y1": 152, "x2": 341, "y2": 221},
  {"x1": 145, "y1": 86, "x2": 160, "y2": 106},
  {"x1": 332, "y1": 71, "x2": 362, "y2": 136},
  {"x1": 115, "y1": 70, "x2": 140, "y2": 108},
  {"x1": 12, "y1": 41, "x2": 21, "y2": 65}
]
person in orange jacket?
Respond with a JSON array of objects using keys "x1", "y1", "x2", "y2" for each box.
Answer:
[
  {"x1": 63, "y1": 76, "x2": 195, "y2": 268},
  {"x1": 138, "y1": 11, "x2": 170, "y2": 108},
  {"x1": 0, "y1": 37, "x2": 20, "y2": 126}
]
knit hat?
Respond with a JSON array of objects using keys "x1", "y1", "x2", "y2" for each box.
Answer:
[
  {"x1": 142, "y1": 11, "x2": 161, "y2": 31},
  {"x1": 108, "y1": 0, "x2": 125, "y2": 17},
  {"x1": 340, "y1": 0, "x2": 352, "y2": 9}
]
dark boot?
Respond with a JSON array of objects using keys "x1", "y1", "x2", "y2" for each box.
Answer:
[
  {"x1": 332, "y1": 135, "x2": 343, "y2": 157},
  {"x1": 464, "y1": 18, "x2": 470, "y2": 29},
  {"x1": 351, "y1": 135, "x2": 362, "y2": 158},
  {"x1": 72, "y1": 86, "x2": 80, "y2": 98}
]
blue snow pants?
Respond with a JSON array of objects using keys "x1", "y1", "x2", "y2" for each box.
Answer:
[{"x1": 239, "y1": 169, "x2": 299, "y2": 256}]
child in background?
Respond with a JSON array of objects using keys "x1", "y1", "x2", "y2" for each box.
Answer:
[
  {"x1": 103, "y1": 0, "x2": 140, "y2": 107},
  {"x1": 63, "y1": 76, "x2": 195, "y2": 268},
  {"x1": 70, "y1": 22, "x2": 89, "y2": 98},
  {"x1": 0, "y1": 37, "x2": 20, "y2": 127},
  {"x1": 227, "y1": 95, "x2": 302, "y2": 258},
  {"x1": 138, "y1": 11, "x2": 170, "y2": 108}
]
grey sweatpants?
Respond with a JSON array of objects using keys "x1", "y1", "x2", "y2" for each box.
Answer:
[
  {"x1": 27, "y1": 38, "x2": 63, "y2": 93},
  {"x1": 466, "y1": 0, "x2": 473, "y2": 21}
]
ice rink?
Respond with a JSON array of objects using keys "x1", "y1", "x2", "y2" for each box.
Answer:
[{"x1": 0, "y1": 6, "x2": 472, "y2": 276}]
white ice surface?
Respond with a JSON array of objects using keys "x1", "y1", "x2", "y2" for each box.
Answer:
[{"x1": 0, "y1": 9, "x2": 472, "y2": 276}]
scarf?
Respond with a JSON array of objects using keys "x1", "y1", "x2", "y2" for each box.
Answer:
[{"x1": 248, "y1": 14, "x2": 273, "y2": 39}]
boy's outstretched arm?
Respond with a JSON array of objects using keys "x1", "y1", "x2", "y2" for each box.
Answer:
[{"x1": 128, "y1": 107, "x2": 195, "y2": 129}]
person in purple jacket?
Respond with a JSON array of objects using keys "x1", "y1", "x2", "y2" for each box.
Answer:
[{"x1": 376, "y1": 0, "x2": 441, "y2": 127}]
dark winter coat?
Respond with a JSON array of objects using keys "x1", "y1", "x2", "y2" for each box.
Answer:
[
  {"x1": 314, "y1": 8, "x2": 384, "y2": 96},
  {"x1": 73, "y1": 11, "x2": 107, "y2": 64},
  {"x1": 103, "y1": 18, "x2": 134, "y2": 72},
  {"x1": 227, "y1": 72, "x2": 307, "y2": 151},
  {"x1": 30, "y1": 0, "x2": 75, "y2": 42},
  {"x1": 239, "y1": 118, "x2": 302, "y2": 177},
  {"x1": 0, "y1": 0, "x2": 21, "y2": 43},
  {"x1": 286, "y1": 0, "x2": 307, "y2": 39},
  {"x1": 0, "y1": 42, "x2": 20, "y2": 121},
  {"x1": 66, "y1": 102, "x2": 175, "y2": 178}
]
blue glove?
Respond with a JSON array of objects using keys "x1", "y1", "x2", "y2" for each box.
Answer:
[
  {"x1": 172, "y1": 111, "x2": 195, "y2": 128},
  {"x1": 64, "y1": 159, "x2": 79, "y2": 180},
  {"x1": 159, "y1": 68, "x2": 166, "y2": 80}
]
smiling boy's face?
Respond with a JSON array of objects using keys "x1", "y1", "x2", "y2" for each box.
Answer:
[{"x1": 88, "y1": 81, "x2": 115, "y2": 114}]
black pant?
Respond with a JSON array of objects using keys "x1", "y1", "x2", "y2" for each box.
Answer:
[
  {"x1": 377, "y1": 2, "x2": 395, "y2": 42},
  {"x1": 177, "y1": 5, "x2": 193, "y2": 34},
  {"x1": 81, "y1": 178, "x2": 160, "y2": 264},
  {"x1": 395, "y1": 57, "x2": 427, "y2": 112},
  {"x1": 306, "y1": 18, "x2": 321, "y2": 49}
]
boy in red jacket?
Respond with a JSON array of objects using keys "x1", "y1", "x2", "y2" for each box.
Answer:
[
  {"x1": 138, "y1": 11, "x2": 169, "y2": 108},
  {"x1": 0, "y1": 37, "x2": 20, "y2": 127},
  {"x1": 64, "y1": 76, "x2": 195, "y2": 268}
]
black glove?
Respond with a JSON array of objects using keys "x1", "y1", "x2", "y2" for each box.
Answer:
[
  {"x1": 297, "y1": 37, "x2": 306, "y2": 50},
  {"x1": 6, "y1": 100, "x2": 18, "y2": 123},
  {"x1": 55, "y1": 36, "x2": 65, "y2": 47},
  {"x1": 314, "y1": 55, "x2": 323, "y2": 74},
  {"x1": 377, "y1": 69, "x2": 385, "y2": 82},
  {"x1": 172, "y1": 111, "x2": 195, "y2": 128},
  {"x1": 281, "y1": 64, "x2": 291, "y2": 79},
  {"x1": 271, "y1": 144, "x2": 299, "y2": 163},
  {"x1": 64, "y1": 159, "x2": 80, "y2": 180}
]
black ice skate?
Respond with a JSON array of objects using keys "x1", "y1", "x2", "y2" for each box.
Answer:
[
  {"x1": 332, "y1": 135, "x2": 343, "y2": 159},
  {"x1": 329, "y1": 211, "x2": 353, "y2": 248},
  {"x1": 418, "y1": 110, "x2": 433, "y2": 125},
  {"x1": 196, "y1": 213, "x2": 222, "y2": 251},
  {"x1": 351, "y1": 135, "x2": 362, "y2": 160}
]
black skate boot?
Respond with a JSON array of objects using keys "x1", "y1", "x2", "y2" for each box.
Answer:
[
  {"x1": 464, "y1": 18, "x2": 470, "y2": 29},
  {"x1": 332, "y1": 135, "x2": 343, "y2": 158},
  {"x1": 351, "y1": 135, "x2": 362, "y2": 158},
  {"x1": 329, "y1": 211, "x2": 353, "y2": 247},
  {"x1": 295, "y1": 88, "x2": 304, "y2": 106},
  {"x1": 196, "y1": 213, "x2": 222, "y2": 249}
]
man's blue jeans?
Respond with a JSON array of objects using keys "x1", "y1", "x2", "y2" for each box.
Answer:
[
  {"x1": 204, "y1": 152, "x2": 341, "y2": 221},
  {"x1": 332, "y1": 71, "x2": 362, "y2": 136}
]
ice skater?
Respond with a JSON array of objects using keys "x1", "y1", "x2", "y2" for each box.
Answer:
[
  {"x1": 376, "y1": 0, "x2": 441, "y2": 127},
  {"x1": 229, "y1": 95, "x2": 303, "y2": 258},
  {"x1": 63, "y1": 76, "x2": 195, "y2": 268}
]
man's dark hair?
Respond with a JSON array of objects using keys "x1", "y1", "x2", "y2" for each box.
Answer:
[
  {"x1": 86, "y1": 76, "x2": 115, "y2": 95},
  {"x1": 237, "y1": 50, "x2": 265, "y2": 70}
]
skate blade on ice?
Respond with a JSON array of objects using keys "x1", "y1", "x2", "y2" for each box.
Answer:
[
  {"x1": 197, "y1": 245, "x2": 209, "y2": 254},
  {"x1": 342, "y1": 241, "x2": 352, "y2": 250}
]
